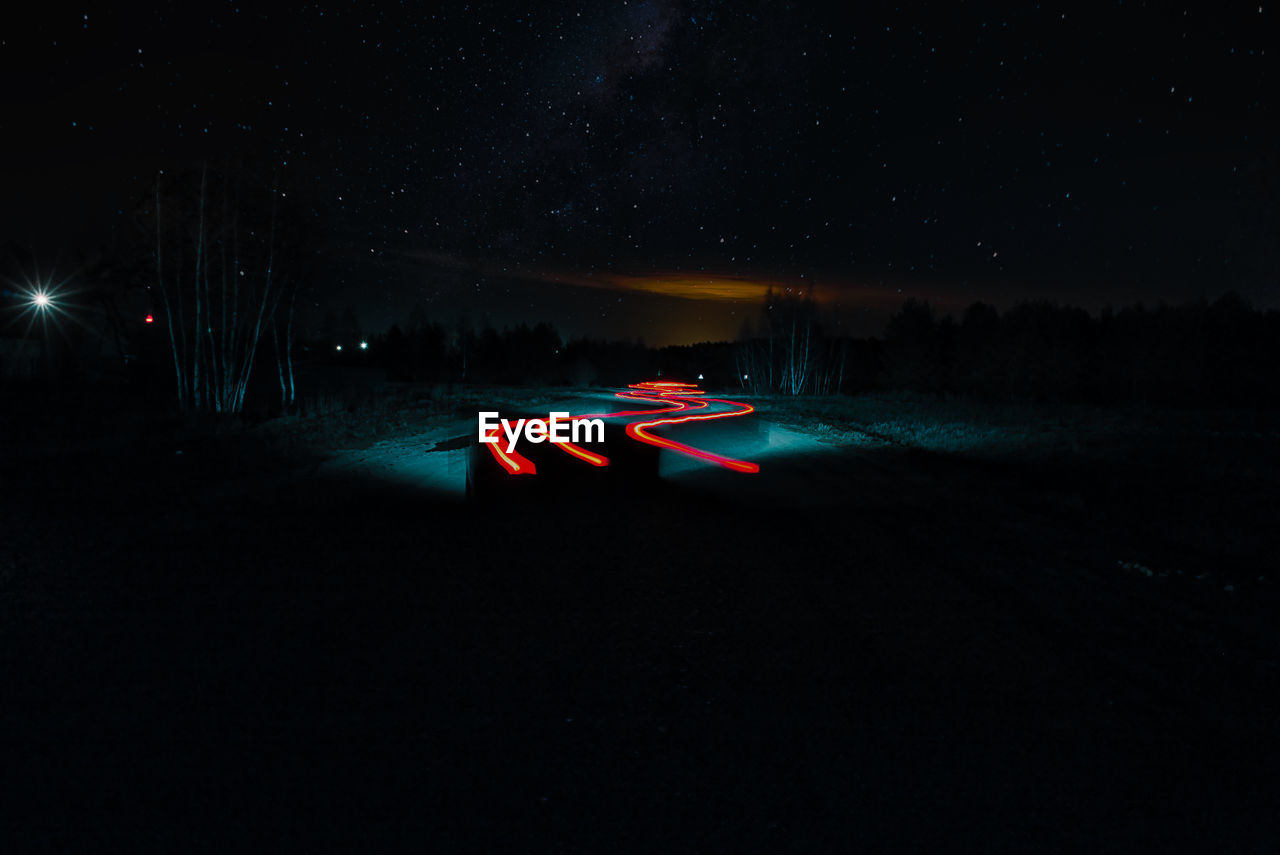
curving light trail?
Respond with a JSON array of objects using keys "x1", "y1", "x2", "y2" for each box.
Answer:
[
  {"x1": 479, "y1": 423, "x2": 607, "y2": 477},
  {"x1": 481, "y1": 422, "x2": 538, "y2": 475},
  {"x1": 618, "y1": 383, "x2": 760, "y2": 473},
  {"x1": 482, "y1": 380, "x2": 759, "y2": 476}
]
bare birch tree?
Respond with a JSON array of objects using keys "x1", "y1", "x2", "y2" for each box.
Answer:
[
  {"x1": 150, "y1": 161, "x2": 295, "y2": 414},
  {"x1": 735, "y1": 282, "x2": 845, "y2": 395}
]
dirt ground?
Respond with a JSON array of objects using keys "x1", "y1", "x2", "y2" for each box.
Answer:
[{"x1": 2, "y1": 390, "x2": 1277, "y2": 851}]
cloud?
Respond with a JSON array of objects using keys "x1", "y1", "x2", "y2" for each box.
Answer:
[
  {"x1": 532, "y1": 270, "x2": 788, "y2": 303},
  {"x1": 402, "y1": 246, "x2": 926, "y2": 303}
]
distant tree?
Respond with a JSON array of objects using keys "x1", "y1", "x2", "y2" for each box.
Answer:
[
  {"x1": 735, "y1": 283, "x2": 843, "y2": 395},
  {"x1": 873, "y1": 295, "x2": 1280, "y2": 407},
  {"x1": 271, "y1": 276, "x2": 299, "y2": 411},
  {"x1": 776, "y1": 285, "x2": 817, "y2": 395},
  {"x1": 148, "y1": 160, "x2": 301, "y2": 414},
  {"x1": 882, "y1": 299, "x2": 939, "y2": 392},
  {"x1": 956, "y1": 302, "x2": 1001, "y2": 397}
]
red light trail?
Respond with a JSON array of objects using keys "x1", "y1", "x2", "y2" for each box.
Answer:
[
  {"x1": 479, "y1": 424, "x2": 606, "y2": 476},
  {"x1": 619, "y1": 383, "x2": 761, "y2": 474},
  {"x1": 482, "y1": 380, "x2": 759, "y2": 476}
]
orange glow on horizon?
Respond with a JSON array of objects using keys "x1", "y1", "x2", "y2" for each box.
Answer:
[{"x1": 570, "y1": 273, "x2": 828, "y2": 304}]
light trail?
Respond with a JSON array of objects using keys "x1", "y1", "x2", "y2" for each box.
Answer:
[
  {"x1": 481, "y1": 380, "x2": 759, "y2": 476},
  {"x1": 481, "y1": 423, "x2": 538, "y2": 475},
  {"x1": 616, "y1": 382, "x2": 760, "y2": 474}
]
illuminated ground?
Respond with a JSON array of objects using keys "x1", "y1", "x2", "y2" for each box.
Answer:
[{"x1": 1, "y1": 388, "x2": 1277, "y2": 851}]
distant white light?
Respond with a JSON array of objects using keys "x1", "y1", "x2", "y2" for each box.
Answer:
[
  {"x1": 698, "y1": 373, "x2": 704, "y2": 380},
  {"x1": 32, "y1": 292, "x2": 51, "y2": 309},
  {"x1": 359, "y1": 341, "x2": 368, "y2": 350},
  {"x1": 743, "y1": 374, "x2": 749, "y2": 380},
  {"x1": 336, "y1": 345, "x2": 343, "y2": 352}
]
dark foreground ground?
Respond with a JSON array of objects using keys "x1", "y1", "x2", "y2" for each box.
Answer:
[{"x1": 2, "y1": 393, "x2": 1278, "y2": 852}]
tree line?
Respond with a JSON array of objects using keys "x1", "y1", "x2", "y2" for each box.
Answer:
[
  {"x1": 10, "y1": 172, "x2": 1278, "y2": 413},
  {"x1": 875, "y1": 295, "x2": 1280, "y2": 407},
  {"x1": 359, "y1": 291, "x2": 1280, "y2": 408}
]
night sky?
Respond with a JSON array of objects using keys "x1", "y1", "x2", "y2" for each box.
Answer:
[{"x1": 3, "y1": 2, "x2": 1276, "y2": 344}]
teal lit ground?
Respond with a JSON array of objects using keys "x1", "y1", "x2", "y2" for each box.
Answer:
[{"x1": 2, "y1": 387, "x2": 1277, "y2": 851}]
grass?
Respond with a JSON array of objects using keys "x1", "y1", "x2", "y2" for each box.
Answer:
[
  {"x1": 748, "y1": 390, "x2": 1280, "y2": 460},
  {"x1": 265, "y1": 384, "x2": 599, "y2": 453}
]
